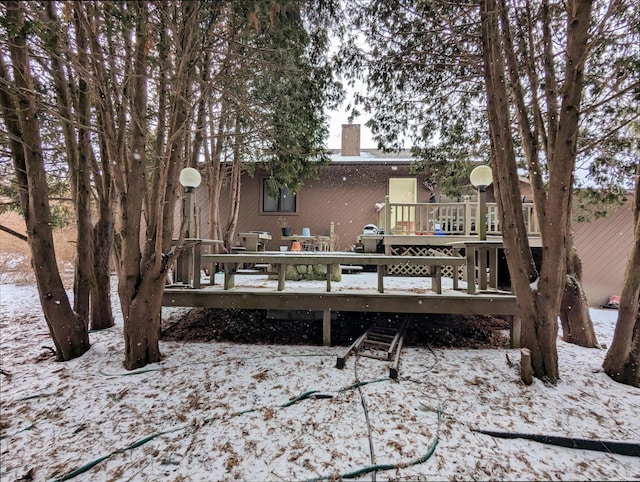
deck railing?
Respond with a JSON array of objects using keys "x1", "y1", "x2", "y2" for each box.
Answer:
[{"x1": 377, "y1": 196, "x2": 539, "y2": 236}]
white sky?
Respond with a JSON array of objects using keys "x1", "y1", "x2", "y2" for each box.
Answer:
[{"x1": 326, "y1": 107, "x2": 377, "y2": 149}]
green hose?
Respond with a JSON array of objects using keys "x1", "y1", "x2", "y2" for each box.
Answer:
[
  {"x1": 52, "y1": 381, "x2": 427, "y2": 481},
  {"x1": 278, "y1": 390, "x2": 320, "y2": 407},
  {"x1": 306, "y1": 406, "x2": 441, "y2": 482},
  {"x1": 54, "y1": 426, "x2": 186, "y2": 481},
  {"x1": 98, "y1": 368, "x2": 159, "y2": 377},
  {"x1": 338, "y1": 378, "x2": 388, "y2": 392}
]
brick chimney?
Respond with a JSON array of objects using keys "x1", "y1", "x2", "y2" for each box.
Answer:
[{"x1": 341, "y1": 124, "x2": 361, "y2": 156}]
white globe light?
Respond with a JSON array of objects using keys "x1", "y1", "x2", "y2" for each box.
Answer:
[
  {"x1": 470, "y1": 165, "x2": 493, "y2": 189},
  {"x1": 179, "y1": 167, "x2": 202, "y2": 189}
]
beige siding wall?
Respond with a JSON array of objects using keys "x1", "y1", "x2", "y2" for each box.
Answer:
[
  {"x1": 196, "y1": 163, "x2": 426, "y2": 251},
  {"x1": 573, "y1": 199, "x2": 634, "y2": 306}
]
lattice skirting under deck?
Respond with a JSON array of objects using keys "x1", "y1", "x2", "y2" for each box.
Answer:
[{"x1": 388, "y1": 246, "x2": 464, "y2": 280}]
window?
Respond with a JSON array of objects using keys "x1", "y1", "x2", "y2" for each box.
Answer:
[{"x1": 262, "y1": 178, "x2": 297, "y2": 213}]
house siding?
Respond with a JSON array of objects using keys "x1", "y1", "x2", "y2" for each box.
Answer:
[
  {"x1": 196, "y1": 163, "x2": 427, "y2": 251},
  {"x1": 573, "y1": 199, "x2": 635, "y2": 306}
]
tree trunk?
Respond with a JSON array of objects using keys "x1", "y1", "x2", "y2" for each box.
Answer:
[
  {"x1": 123, "y1": 274, "x2": 164, "y2": 370},
  {"x1": 499, "y1": 0, "x2": 597, "y2": 350},
  {"x1": 90, "y1": 210, "x2": 114, "y2": 330},
  {"x1": 603, "y1": 162, "x2": 640, "y2": 387},
  {"x1": 559, "y1": 233, "x2": 598, "y2": 347},
  {"x1": 481, "y1": 0, "x2": 594, "y2": 383},
  {"x1": 603, "y1": 243, "x2": 640, "y2": 386},
  {"x1": 43, "y1": 0, "x2": 94, "y2": 326},
  {"x1": 559, "y1": 274, "x2": 598, "y2": 347},
  {"x1": 0, "y1": 1, "x2": 89, "y2": 360},
  {"x1": 73, "y1": 2, "x2": 117, "y2": 331},
  {"x1": 480, "y1": 0, "x2": 558, "y2": 381},
  {"x1": 223, "y1": 116, "x2": 243, "y2": 249},
  {"x1": 118, "y1": 1, "x2": 200, "y2": 369},
  {"x1": 118, "y1": 1, "x2": 156, "y2": 369},
  {"x1": 71, "y1": 11, "x2": 95, "y2": 327},
  {"x1": 207, "y1": 102, "x2": 227, "y2": 249}
]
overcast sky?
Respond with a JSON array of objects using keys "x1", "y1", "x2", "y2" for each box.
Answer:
[{"x1": 326, "y1": 108, "x2": 377, "y2": 149}]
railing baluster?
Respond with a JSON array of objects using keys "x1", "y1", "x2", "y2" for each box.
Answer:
[{"x1": 378, "y1": 201, "x2": 538, "y2": 236}]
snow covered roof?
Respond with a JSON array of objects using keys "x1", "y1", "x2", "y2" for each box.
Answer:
[{"x1": 329, "y1": 148, "x2": 415, "y2": 164}]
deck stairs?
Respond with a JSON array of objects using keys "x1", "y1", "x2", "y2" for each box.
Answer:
[{"x1": 336, "y1": 317, "x2": 409, "y2": 379}]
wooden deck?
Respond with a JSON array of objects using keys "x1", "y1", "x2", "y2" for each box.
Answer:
[
  {"x1": 163, "y1": 284, "x2": 517, "y2": 316},
  {"x1": 162, "y1": 251, "x2": 521, "y2": 348}
]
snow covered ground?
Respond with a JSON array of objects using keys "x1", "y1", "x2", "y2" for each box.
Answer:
[{"x1": 0, "y1": 274, "x2": 638, "y2": 481}]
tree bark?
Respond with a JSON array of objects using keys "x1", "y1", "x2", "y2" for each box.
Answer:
[
  {"x1": 0, "y1": 1, "x2": 89, "y2": 360},
  {"x1": 480, "y1": 0, "x2": 557, "y2": 381},
  {"x1": 207, "y1": 101, "x2": 228, "y2": 248},
  {"x1": 43, "y1": 1, "x2": 99, "y2": 329},
  {"x1": 73, "y1": 2, "x2": 116, "y2": 331},
  {"x1": 223, "y1": 116, "x2": 243, "y2": 249},
  {"x1": 91, "y1": 210, "x2": 115, "y2": 330},
  {"x1": 70, "y1": 7, "x2": 95, "y2": 327},
  {"x1": 116, "y1": 1, "x2": 201, "y2": 369},
  {"x1": 123, "y1": 274, "x2": 164, "y2": 370},
  {"x1": 481, "y1": 0, "x2": 594, "y2": 383},
  {"x1": 560, "y1": 231, "x2": 598, "y2": 348},
  {"x1": 117, "y1": 1, "x2": 159, "y2": 368},
  {"x1": 603, "y1": 163, "x2": 640, "y2": 387},
  {"x1": 500, "y1": 0, "x2": 598, "y2": 349}
]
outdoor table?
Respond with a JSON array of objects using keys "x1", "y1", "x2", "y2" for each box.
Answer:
[
  {"x1": 281, "y1": 235, "x2": 331, "y2": 251},
  {"x1": 202, "y1": 252, "x2": 466, "y2": 293}
]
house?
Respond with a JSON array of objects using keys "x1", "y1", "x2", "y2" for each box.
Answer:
[
  {"x1": 192, "y1": 124, "x2": 633, "y2": 306},
  {"x1": 197, "y1": 125, "x2": 529, "y2": 247}
]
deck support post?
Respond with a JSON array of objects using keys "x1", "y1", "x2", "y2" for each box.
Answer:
[
  {"x1": 323, "y1": 309, "x2": 331, "y2": 346},
  {"x1": 377, "y1": 266, "x2": 385, "y2": 293},
  {"x1": 277, "y1": 264, "x2": 285, "y2": 291},
  {"x1": 510, "y1": 315, "x2": 521, "y2": 348},
  {"x1": 465, "y1": 248, "x2": 476, "y2": 294},
  {"x1": 223, "y1": 265, "x2": 236, "y2": 290},
  {"x1": 432, "y1": 266, "x2": 442, "y2": 294}
]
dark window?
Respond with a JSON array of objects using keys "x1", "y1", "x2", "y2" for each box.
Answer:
[{"x1": 262, "y1": 179, "x2": 296, "y2": 213}]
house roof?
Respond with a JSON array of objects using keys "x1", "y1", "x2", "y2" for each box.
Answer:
[{"x1": 328, "y1": 148, "x2": 414, "y2": 164}]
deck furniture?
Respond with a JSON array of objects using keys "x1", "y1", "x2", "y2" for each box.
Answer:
[
  {"x1": 237, "y1": 232, "x2": 271, "y2": 251},
  {"x1": 281, "y1": 235, "x2": 331, "y2": 251},
  {"x1": 202, "y1": 252, "x2": 466, "y2": 294}
]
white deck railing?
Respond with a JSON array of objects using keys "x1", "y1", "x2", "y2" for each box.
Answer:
[{"x1": 377, "y1": 196, "x2": 539, "y2": 236}]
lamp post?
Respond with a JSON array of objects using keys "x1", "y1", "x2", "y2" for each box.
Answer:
[
  {"x1": 469, "y1": 165, "x2": 493, "y2": 241},
  {"x1": 177, "y1": 167, "x2": 201, "y2": 284},
  {"x1": 179, "y1": 167, "x2": 202, "y2": 238}
]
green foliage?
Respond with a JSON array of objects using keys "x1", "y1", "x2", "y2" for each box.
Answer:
[
  {"x1": 241, "y1": 1, "x2": 340, "y2": 192},
  {"x1": 409, "y1": 149, "x2": 476, "y2": 199},
  {"x1": 336, "y1": 1, "x2": 488, "y2": 189},
  {"x1": 573, "y1": 187, "x2": 629, "y2": 223},
  {"x1": 185, "y1": 1, "x2": 342, "y2": 195},
  {"x1": 335, "y1": 0, "x2": 639, "y2": 212}
]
